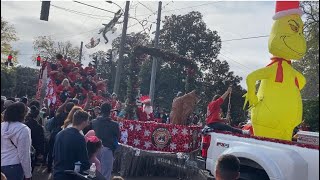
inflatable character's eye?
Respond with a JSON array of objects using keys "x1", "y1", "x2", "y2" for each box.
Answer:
[{"x1": 290, "y1": 24, "x2": 299, "y2": 33}]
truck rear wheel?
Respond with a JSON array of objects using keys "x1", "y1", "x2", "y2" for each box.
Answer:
[{"x1": 239, "y1": 166, "x2": 269, "y2": 180}]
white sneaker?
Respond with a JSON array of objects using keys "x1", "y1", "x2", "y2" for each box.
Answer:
[{"x1": 242, "y1": 130, "x2": 250, "y2": 135}]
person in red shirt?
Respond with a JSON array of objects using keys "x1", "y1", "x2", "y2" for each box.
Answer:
[
  {"x1": 206, "y1": 87, "x2": 249, "y2": 135},
  {"x1": 56, "y1": 54, "x2": 67, "y2": 68},
  {"x1": 96, "y1": 80, "x2": 107, "y2": 94},
  {"x1": 63, "y1": 57, "x2": 75, "y2": 74},
  {"x1": 136, "y1": 96, "x2": 154, "y2": 122},
  {"x1": 91, "y1": 90, "x2": 107, "y2": 107},
  {"x1": 111, "y1": 93, "x2": 118, "y2": 110},
  {"x1": 84, "y1": 63, "x2": 96, "y2": 76},
  {"x1": 49, "y1": 65, "x2": 66, "y2": 85},
  {"x1": 67, "y1": 67, "x2": 80, "y2": 83}
]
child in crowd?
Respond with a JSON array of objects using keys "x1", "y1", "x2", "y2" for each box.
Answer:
[{"x1": 85, "y1": 134, "x2": 102, "y2": 173}]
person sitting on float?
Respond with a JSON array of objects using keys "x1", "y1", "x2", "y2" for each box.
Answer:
[
  {"x1": 67, "y1": 67, "x2": 81, "y2": 85},
  {"x1": 75, "y1": 62, "x2": 86, "y2": 76},
  {"x1": 49, "y1": 64, "x2": 66, "y2": 85},
  {"x1": 91, "y1": 90, "x2": 107, "y2": 107},
  {"x1": 136, "y1": 96, "x2": 154, "y2": 122},
  {"x1": 111, "y1": 93, "x2": 118, "y2": 110},
  {"x1": 73, "y1": 82, "x2": 88, "y2": 102},
  {"x1": 64, "y1": 57, "x2": 75, "y2": 74},
  {"x1": 56, "y1": 54, "x2": 67, "y2": 68},
  {"x1": 206, "y1": 87, "x2": 250, "y2": 135},
  {"x1": 82, "y1": 75, "x2": 97, "y2": 92},
  {"x1": 96, "y1": 80, "x2": 108, "y2": 94},
  {"x1": 93, "y1": 73, "x2": 103, "y2": 82},
  {"x1": 111, "y1": 101, "x2": 122, "y2": 120},
  {"x1": 56, "y1": 78, "x2": 74, "y2": 103},
  {"x1": 84, "y1": 62, "x2": 96, "y2": 76}
]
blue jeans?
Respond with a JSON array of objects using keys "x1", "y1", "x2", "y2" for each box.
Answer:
[
  {"x1": 1, "y1": 164, "x2": 24, "y2": 180},
  {"x1": 98, "y1": 147, "x2": 114, "y2": 180}
]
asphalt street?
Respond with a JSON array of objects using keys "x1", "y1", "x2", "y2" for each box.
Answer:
[{"x1": 32, "y1": 165, "x2": 178, "y2": 180}]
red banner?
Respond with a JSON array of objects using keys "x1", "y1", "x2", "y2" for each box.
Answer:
[{"x1": 119, "y1": 120, "x2": 202, "y2": 153}]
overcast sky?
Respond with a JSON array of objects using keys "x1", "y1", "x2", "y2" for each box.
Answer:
[{"x1": 1, "y1": 1, "x2": 277, "y2": 88}]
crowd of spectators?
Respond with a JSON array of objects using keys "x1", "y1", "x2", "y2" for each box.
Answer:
[{"x1": 1, "y1": 96, "x2": 121, "y2": 180}]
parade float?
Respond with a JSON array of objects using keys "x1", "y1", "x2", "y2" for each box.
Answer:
[{"x1": 36, "y1": 46, "x2": 203, "y2": 178}]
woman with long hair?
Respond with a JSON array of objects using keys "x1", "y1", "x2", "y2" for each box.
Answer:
[
  {"x1": 62, "y1": 106, "x2": 85, "y2": 135},
  {"x1": 1, "y1": 102, "x2": 32, "y2": 180}
]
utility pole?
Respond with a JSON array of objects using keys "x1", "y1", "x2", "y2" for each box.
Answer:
[
  {"x1": 113, "y1": 1, "x2": 130, "y2": 95},
  {"x1": 149, "y1": 1, "x2": 162, "y2": 105},
  {"x1": 79, "y1": 41, "x2": 83, "y2": 62}
]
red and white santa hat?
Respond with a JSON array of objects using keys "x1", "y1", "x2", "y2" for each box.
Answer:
[
  {"x1": 140, "y1": 95, "x2": 151, "y2": 104},
  {"x1": 273, "y1": 1, "x2": 303, "y2": 20}
]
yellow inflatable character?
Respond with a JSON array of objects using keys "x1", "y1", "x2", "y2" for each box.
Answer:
[{"x1": 244, "y1": 1, "x2": 306, "y2": 141}]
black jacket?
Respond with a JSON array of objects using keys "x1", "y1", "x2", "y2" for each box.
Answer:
[
  {"x1": 25, "y1": 117, "x2": 45, "y2": 155},
  {"x1": 91, "y1": 116, "x2": 120, "y2": 151}
]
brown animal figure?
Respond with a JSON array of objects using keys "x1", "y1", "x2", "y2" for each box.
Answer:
[{"x1": 170, "y1": 90, "x2": 200, "y2": 125}]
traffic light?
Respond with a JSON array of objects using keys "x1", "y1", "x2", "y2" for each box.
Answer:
[
  {"x1": 106, "y1": 51, "x2": 112, "y2": 62},
  {"x1": 5, "y1": 54, "x2": 13, "y2": 66},
  {"x1": 36, "y1": 55, "x2": 41, "y2": 66},
  {"x1": 40, "y1": 1, "x2": 51, "y2": 21}
]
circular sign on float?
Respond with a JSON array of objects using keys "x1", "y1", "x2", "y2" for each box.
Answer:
[{"x1": 152, "y1": 127, "x2": 171, "y2": 149}]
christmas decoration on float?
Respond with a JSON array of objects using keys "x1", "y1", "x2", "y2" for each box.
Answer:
[{"x1": 244, "y1": 1, "x2": 306, "y2": 141}]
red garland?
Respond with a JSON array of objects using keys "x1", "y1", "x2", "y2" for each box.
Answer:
[{"x1": 212, "y1": 130, "x2": 319, "y2": 150}]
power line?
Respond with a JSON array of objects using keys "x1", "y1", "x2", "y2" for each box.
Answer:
[
  {"x1": 219, "y1": 52, "x2": 253, "y2": 71},
  {"x1": 51, "y1": 4, "x2": 114, "y2": 19},
  {"x1": 135, "y1": 1, "x2": 217, "y2": 17},
  {"x1": 73, "y1": 1, "x2": 117, "y2": 14},
  {"x1": 137, "y1": 2, "x2": 154, "y2": 13},
  {"x1": 222, "y1": 35, "x2": 269, "y2": 42}
]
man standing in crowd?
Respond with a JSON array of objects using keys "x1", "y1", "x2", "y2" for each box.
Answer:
[
  {"x1": 53, "y1": 110, "x2": 91, "y2": 180},
  {"x1": 92, "y1": 103, "x2": 120, "y2": 180},
  {"x1": 46, "y1": 99, "x2": 75, "y2": 173},
  {"x1": 206, "y1": 87, "x2": 249, "y2": 135},
  {"x1": 215, "y1": 154, "x2": 240, "y2": 180}
]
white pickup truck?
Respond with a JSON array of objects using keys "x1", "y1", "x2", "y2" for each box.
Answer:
[{"x1": 200, "y1": 128, "x2": 319, "y2": 180}]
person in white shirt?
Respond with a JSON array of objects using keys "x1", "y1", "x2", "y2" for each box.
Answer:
[{"x1": 1, "y1": 102, "x2": 32, "y2": 180}]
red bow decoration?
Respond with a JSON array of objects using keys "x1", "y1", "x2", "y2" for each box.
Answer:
[
  {"x1": 86, "y1": 136, "x2": 100, "y2": 143},
  {"x1": 267, "y1": 57, "x2": 299, "y2": 88}
]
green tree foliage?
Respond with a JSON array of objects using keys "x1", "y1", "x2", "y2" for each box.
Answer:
[
  {"x1": 90, "y1": 33, "x2": 150, "y2": 100},
  {"x1": 33, "y1": 36, "x2": 83, "y2": 62},
  {"x1": 156, "y1": 11, "x2": 245, "y2": 124},
  {"x1": 303, "y1": 98, "x2": 319, "y2": 132},
  {"x1": 1, "y1": 65, "x2": 39, "y2": 98},
  {"x1": 1, "y1": 17, "x2": 19, "y2": 63},
  {"x1": 293, "y1": 2, "x2": 319, "y2": 99},
  {"x1": 159, "y1": 11, "x2": 222, "y2": 70}
]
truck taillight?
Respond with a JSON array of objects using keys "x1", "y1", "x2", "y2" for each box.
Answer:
[{"x1": 201, "y1": 134, "x2": 211, "y2": 158}]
